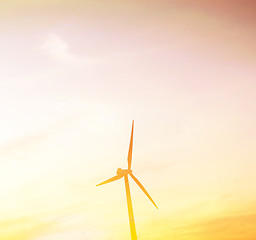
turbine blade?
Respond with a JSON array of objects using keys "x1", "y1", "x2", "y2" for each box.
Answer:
[
  {"x1": 129, "y1": 173, "x2": 158, "y2": 209},
  {"x1": 127, "y1": 120, "x2": 134, "y2": 170},
  {"x1": 96, "y1": 174, "x2": 123, "y2": 186}
]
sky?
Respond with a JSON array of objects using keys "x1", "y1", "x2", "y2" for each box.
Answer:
[{"x1": 0, "y1": 0, "x2": 256, "y2": 239}]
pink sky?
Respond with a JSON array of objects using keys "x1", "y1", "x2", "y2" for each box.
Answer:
[{"x1": 0, "y1": 1, "x2": 256, "y2": 240}]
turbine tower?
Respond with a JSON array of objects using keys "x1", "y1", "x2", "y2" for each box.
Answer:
[{"x1": 96, "y1": 120, "x2": 158, "y2": 240}]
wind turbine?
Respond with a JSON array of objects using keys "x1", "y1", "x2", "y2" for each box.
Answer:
[{"x1": 96, "y1": 120, "x2": 158, "y2": 240}]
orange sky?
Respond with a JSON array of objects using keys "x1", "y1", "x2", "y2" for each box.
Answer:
[{"x1": 0, "y1": 1, "x2": 256, "y2": 240}]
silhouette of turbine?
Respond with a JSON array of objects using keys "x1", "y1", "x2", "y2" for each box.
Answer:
[{"x1": 96, "y1": 120, "x2": 158, "y2": 240}]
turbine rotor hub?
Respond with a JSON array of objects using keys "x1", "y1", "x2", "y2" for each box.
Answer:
[{"x1": 117, "y1": 168, "x2": 132, "y2": 175}]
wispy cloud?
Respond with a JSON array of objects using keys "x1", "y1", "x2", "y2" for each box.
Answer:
[
  {"x1": 38, "y1": 34, "x2": 96, "y2": 65},
  {"x1": 184, "y1": 212, "x2": 256, "y2": 240},
  {"x1": 142, "y1": 211, "x2": 256, "y2": 240},
  {"x1": 0, "y1": 215, "x2": 53, "y2": 240}
]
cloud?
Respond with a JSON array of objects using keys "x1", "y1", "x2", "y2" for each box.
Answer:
[
  {"x1": 38, "y1": 34, "x2": 95, "y2": 65},
  {"x1": 40, "y1": 34, "x2": 68, "y2": 59},
  {"x1": 187, "y1": 212, "x2": 256, "y2": 240},
  {"x1": 149, "y1": 211, "x2": 256, "y2": 240},
  {"x1": 0, "y1": 215, "x2": 53, "y2": 240},
  {"x1": 33, "y1": 229, "x2": 105, "y2": 240}
]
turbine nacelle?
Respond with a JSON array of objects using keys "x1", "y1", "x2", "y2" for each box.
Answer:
[{"x1": 117, "y1": 168, "x2": 132, "y2": 176}]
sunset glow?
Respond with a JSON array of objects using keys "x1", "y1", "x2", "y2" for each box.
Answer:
[{"x1": 0, "y1": 1, "x2": 256, "y2": 239}]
